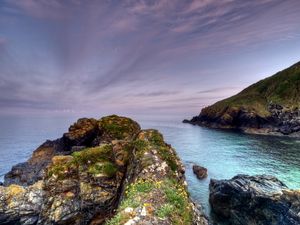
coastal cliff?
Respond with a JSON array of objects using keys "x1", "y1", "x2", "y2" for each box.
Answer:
[
  {"x1": 0, "y1": 115, "x2": 208, "y2": 225},
  {"x1": 184, "y1": 61, "x2": 300, "y2": 136}
]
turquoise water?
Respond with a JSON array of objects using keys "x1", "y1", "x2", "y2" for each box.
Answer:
[{"x1": 1, "y1": 116, "x2": 300, "y2": 221}]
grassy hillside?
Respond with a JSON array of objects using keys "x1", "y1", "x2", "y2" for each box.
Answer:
[{"x1": 201, "y1": 61, "x2": 300, "y2": 117}]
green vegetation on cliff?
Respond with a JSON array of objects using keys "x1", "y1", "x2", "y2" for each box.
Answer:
[
  {"x1": 106, "y1": 129, "x2": 195, "y2": 225},
  {"x1": 1, "y1": 115, "x2": 207, "y2": 225},
  {"x1": 202, "y1": 62, "x2": 300, "y2": 117}
]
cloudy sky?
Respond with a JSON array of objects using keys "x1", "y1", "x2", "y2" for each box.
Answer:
[{"x1": 1, "y1": 0, "x2": 300, "y2": 119}]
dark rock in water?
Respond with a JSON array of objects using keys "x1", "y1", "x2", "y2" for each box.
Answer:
[
  {"x1": 182, "y1": 119, "x2": 190, "y2": 123},
  {"x1": 0, "y1": 182, "x2": 3, "y2": 186},
  {"x1": 4, "y1": 139, "x2": 64, "y2": 186},
  {"x1": 193, "y1": 165, "x2": 208, "y2": 179},
  {"x1": 209, "y1": 174, "x2": 300, "y2": 225},
  {"x1": 0, "y1": 115, "x2": 208, "y2": 225}
]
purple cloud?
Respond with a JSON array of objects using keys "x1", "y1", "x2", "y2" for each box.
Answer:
[{"x1": 0, "y1": 0, "x2": 300, "y2": 118}]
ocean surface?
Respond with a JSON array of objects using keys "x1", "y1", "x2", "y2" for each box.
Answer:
[{"x1": 1, "y1": 116, "x2": 300, "y2": 222}]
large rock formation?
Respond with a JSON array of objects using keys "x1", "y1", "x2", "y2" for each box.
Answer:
[
  {"x1": 184, "y1": 61, "x2": 300, "y2": 137},
  {"x1": 0, "y1": 115, "x2": 208, "y2": 225},
  {"x1": 209, "y1": 174, "x2": 300, "y2": 225}
]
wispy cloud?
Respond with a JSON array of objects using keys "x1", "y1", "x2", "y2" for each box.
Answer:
[{"x1": 0, "y1": 0, "x2": 300, "y2": 117}]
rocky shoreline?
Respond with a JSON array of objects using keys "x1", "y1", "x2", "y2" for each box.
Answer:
[
  {"x1": 184, "y1": 103, "x2": 300, "y2": 137},
  {"x1": 0, "y1": 115, "x2": 208, "y2": 225},
  {"x1": 1, "y1": 115, "x2": 299, "y2": 225},
  {"x1": 209, "y1": 175, "x2": 300, "y2": 225}
]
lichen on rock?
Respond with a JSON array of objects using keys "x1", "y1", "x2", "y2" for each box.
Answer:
[{"x1": 0, "y1": 115, "x2": 208, "y2": 225}]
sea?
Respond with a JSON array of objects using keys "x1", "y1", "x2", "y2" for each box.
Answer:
[{"x1": 1, "y1": 115, "x2": 300, "y2": 223}]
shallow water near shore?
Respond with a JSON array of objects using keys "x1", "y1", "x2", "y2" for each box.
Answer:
[{"x1": 1, "y1": 116, "x2": 300, "y2": 224}]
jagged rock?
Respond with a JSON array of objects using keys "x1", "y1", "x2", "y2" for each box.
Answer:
[
  {"x1": 3, "y1": 116, "x2": 141, "y2": 187},
  {"x1": 4, "y1": 139, "x2": 64, "y2": 186},
  {"x1": 98, "y1": 115, "x2": 141, "y2": 141},
  {"x1": 1, "y1": 115, "x2": 208, "y2": 225},
  {"x1": 193, "y1": 165, "x2": 207, "y2": 179},
  {"x1": 0, "y1": 181, "x2": 44, "y2": 225},
  {"x1": 63, "y1": 118, "x2": 99, "y2": 149},
  {"x1": 209, "y1": 174, "x2": 300, "y2": 225},
  {"x1": 106, "y1": 129, "x2": 208, "y2": 225}
]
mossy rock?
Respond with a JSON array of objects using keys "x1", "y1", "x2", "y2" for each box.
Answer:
[
  {"x1": 137, "y1": 129, "x2": 165, "y2": 147},
  {"x1": 136, "y1": 130, "x2": 180, "y2": 172},
  {"x1": 98, "y1": 115, "x2": 141, "y2": 140},
  {"x1": 48, "y1": 145, "x2": 119, "y2": 179}
]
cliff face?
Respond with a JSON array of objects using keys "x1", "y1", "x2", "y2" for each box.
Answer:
[
  {"x1": 0, "y1": 115, "x2": 208, "y2": 225},
  {"x1": 185, "y1": 62, "x2": 300, "y2": 136}
]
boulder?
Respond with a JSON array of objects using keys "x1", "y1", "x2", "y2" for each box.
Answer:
[
  {"x1": 209, "y1": 174, "x2": 300, "y2": 225},
  {"x1": 193, "y1": 165, "x2": 208, "y2": 179}
]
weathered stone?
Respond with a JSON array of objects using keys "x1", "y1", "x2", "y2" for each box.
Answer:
[
  {"x1": 0, "y1": 181, "x2": 44, "y2": 225},
  {"x1": 4, "y1": 139, "x2": 62, "y2": 186},
  {"x1": 209, "y1": 174, "x2": 300, "y2": 225},
  {"x1": 63, "y1": 118, "x2": 99, "y2": 149},
  {"x1": 193, "y1": 165, "x2": 207, "y2": 179},
  {"x1": 1, "y1": 115, "x2": 208, "y2": 225}
]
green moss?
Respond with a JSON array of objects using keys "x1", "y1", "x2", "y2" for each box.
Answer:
[
  {"x1": 148, "y1": 130, "x2": 165, "y2": 146},
  {"x1": 99, "y1": 115, "x2": 140, "y2": 140},
  {"x1": 47, "y1": 162, "x2": 75, "y2": 179},
  {"x1": 132, "y1": 139, "x2": 149, "y2": 158},
  {"x1": 72, "y1": 145, "x2": 113, "y2": 165},
  {"x1": 88, "y1": 162, "x2": 118, "y2": 178},
  {"x1": 137, "y1": 130, "x2": 179, "y2": 171},
  {"x1": 156, "y1": 203, "x2": 175, "y2": 219},
  {"x1": 106, "y1": 178, "x2": 193, "y2": 225},
  {"x1": 133, "y1": 139, "x2": 148, "y2": 151},
  {"x1": 48, "y1": 145, "x2": 119, "y2": 179},
  {"x1": 105, "y1": 213, "x2": 131, "y2": 225},
  {"x1": 162, "y1": 179, "x2": 193, "y2": 225},
  {"x1": 158, "y1": 146, "x2": 178, "y2": 171}
]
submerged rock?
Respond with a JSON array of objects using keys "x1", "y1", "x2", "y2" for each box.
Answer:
[
  {"x1": 193, "y1": 165, "x2": 207, "y2": 179},
  {"x1": 1, "y1": 115, "x2": 208, "y2": 225},
  {"x1": 209, "y1": 174, "x2": 300, "y2": 225}
]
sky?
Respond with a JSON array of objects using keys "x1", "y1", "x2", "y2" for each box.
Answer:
[{"x1": 1, "y1": 0, "x2": 300, "y2": 120}]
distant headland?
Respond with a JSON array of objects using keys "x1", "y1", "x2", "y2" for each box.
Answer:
[{"x1": 184, "y1": 61, "x2": 300, "y2": 137}]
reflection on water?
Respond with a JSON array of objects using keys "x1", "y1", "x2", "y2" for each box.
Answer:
[{"x1": 0, "y1": 116, "x2": 299, "y2": 223}]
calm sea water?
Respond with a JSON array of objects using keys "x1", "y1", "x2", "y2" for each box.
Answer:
[{"x1": 1, "y1": 116, "x2": 300, "y2": 222}]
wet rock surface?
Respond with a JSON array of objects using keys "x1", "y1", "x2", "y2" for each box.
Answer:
[
  {"x1": 209, "y1": 174, "x2": 300, "y2": 225},
  {"x1": 193, "y1": 165, "x2": 207, "y2": 179},
  {"x1": 0, "y1": 115, "x2": 208, "y2": 225}
]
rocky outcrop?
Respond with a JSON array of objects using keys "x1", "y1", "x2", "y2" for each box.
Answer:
[
  {"x1": 0, "y1": 115, "x2": 208, "y2": 225},
  {"x1": 4, "y1": 139, "x2": 63, "y2": 186},
  {"x1": 184, "y1": 61, "x2": 300, "y2": 137},
  {"x1": 107, "y1": 130, "x2": 208, "y2": 225},
  {"x1": 192, "y1": 165, "x2": 207, "y2": 179},
  {"x1": 186, "y1": 104, "x2": 300, "y2": 136},
  {"x1": 209, "y1": 174, "x2": 300, "y2": 225}
]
